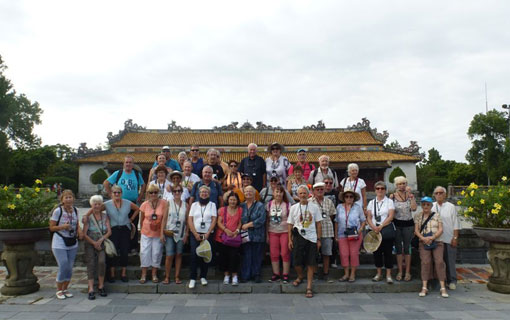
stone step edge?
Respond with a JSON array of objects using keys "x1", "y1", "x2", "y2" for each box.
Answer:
[{"x1": 97, "y1": 279, "x2": 422, "y2": 294}]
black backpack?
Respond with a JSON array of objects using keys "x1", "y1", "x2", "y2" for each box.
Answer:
[{"x1": 114, "y1": 169, "x2": 143, "y2": 187}]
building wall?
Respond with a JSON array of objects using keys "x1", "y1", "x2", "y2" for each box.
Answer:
[
  {"x1": 78, "y1": 163, "x2": 105, "y2": 197},
  {"x1": 383, "y1": 162, "x2": 418, "y2": 192}
]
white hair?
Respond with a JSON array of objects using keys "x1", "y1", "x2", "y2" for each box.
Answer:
[
  {"x1": 89, "y1": 195, "x2": 104, "y2": 206},
  {"x1": 434, "y1": 186, "x2": 447, "y2": 194},
  {"x1": 248, "y1": 143, "x2": 258, "y2": 149},
  {"x1": 178, "y1": 151, "x2": 187, "y2": 158},
  {"x1": 347, "y1": 163, "x2": 359, "y2": 173},
  {"x1": 297, "y1": 185, "x2": 310, "y2": 194},
  {"x1": 318, "y1": 155, "x2": 330, "y2": 162},
  {"x1": 207, "y1": 148, "x2": 220, "y2": 157},
  {"x1": 394, "y1": 176, "x2": 408, "y2": 185}
]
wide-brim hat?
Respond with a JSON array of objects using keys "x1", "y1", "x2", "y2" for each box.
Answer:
[
  {"x1": 363, "y1": 231, "x2": 382, "y2": 253},
  {"x1": 169, "y1": 170, "x2": 183, "y2": 180},
  {"x1": 339, "y1": 187, "x2": 360, "y2": 202},
  {"x1": 196, "y1": 239, "x2": 212, "y2": 263},
  {"x1": 268, "y1": 142, "x2": 284, "y2": 152}
]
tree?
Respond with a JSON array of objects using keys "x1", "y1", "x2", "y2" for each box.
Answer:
[
  {"x1": 0, "y1": 55, "x2": 43, "y2": 183},
  {"x1": 466, "y1": 110, "x2": 509, "y2": 184},
  {"x1": 389, "y1": 167, "x2": 405, "y2": 183}
]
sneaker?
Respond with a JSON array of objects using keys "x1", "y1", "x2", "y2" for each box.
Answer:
[
  {"x1": 448, "y1": 283, "x2": 456, "y2": 290},
  {"x1": 282, "y1": 274, "x2": 289, "y2": 284},
  {"x1": 223, "y1": 275, "x2": 230, "y2": 285},
  {"x1": 56, "y1": 290, "x2": 66, "y2": 300},
  {"x1": 200, "y1": 278, "x2": 208, "y2": 286},
  {"x1": 386, "y1": 277, "x2": 393, "y2": 284},
  {"x1": 269, "y1": 274, "x2": 280, "y2": 283},
  {"x1": 188, "y1": 279, "x2": 196, "y2": 289},
  {"x1": 232, "y1": 275, "x2": 239, "y2": 286},
  {"x1": 63, "y1": 290, "x2": 73, "y2": 298},
  {"x1": 372, "y1": 275, "x2": 382, "y2": 282}
]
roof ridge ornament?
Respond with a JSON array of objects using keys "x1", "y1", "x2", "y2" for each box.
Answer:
[
  {"x1": 167, "y1": 120, "x2": 190, "y2": 131},
  {"x1": 385, "y1": 140, "x2": 425, "y2": 159},
  {"x1": 303, "y1": 120, "x2": 326, "y2": 130},
  {"x1": 107, "y1": 119, "x2": 147, "y2": 144},
  {"x1": 348, "y1": 117, "x2": 389, "y2": 144},
  {"x1": 213, "y1": 121, "x2": 282, "y2": 131}
]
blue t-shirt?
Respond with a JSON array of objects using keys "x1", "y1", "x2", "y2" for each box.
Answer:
[
  {"x1": 191, "y1": 158, "x2": 204, "y2": 177},
  {"x1": 106, "y1": 170, "x2": 145, "y2": 203},
  {"x1": 190, "y1": 180, "x2": 223, "y2": 207},
  {"x1": 152, "y1": 159, "x2": 181, "y2": 171},
  {"x1": 335, "y1": 203, "x2": 366, "y2": 238}
]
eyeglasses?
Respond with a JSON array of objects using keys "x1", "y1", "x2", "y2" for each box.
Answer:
[
  {"x1": 434, "y1": 192, "x2": 445, "y2": 194},
  {"x1": 314, "y1": 188, "x2": 324, "y2": 191},
  {"x1": 149, "y1": 191, "x2": 159, "y2": 195},
  {"x1": 324, "y1": 182, "x2": 333, "y2": 185},
  {"x1": 172, "y1": 190, "x2": 183, "y2": 193},
  {"x1": 112, "y1": 192, "x2": 121, "y2": 195},
  {"x1": 191, "y1": 149, "x2": 199, "y2": 152},
  {"x1": 230, "y1": 165, "x2": 237, "y2": 168},
  {"x1": 375, "y1": 187, "x2": 386, "y2": 190},
  {"x1": 344, "y1": 195, "x2": 354, "y2": 199}
]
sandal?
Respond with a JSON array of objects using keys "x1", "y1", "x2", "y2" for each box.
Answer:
[
  {"x1": 372, "y1": 275, "x2": 382, "y2": 282},
  {"x1": 292, "y1": 278, "x2": 303, "y2": 287},
  {"x1": 282, "y1": 274, "x2": 289, "y2": 284},
  {"x1": 175, "y1": 278, "x2": 182, "y2": 284},
  {"x1": 162, "y1": 278, "x2": 170, "y2": 284},
  {"x1": 152, "y1": 276, "x2": 159, "y2": 283},
  {"x1": 56, "y1": 290, "x2": 66, "y2": 300},
  {"x1": 269, "y1": 274, "x2": 281, "y2": 282},
  {"x1": 63, "y1": 290, "x2": 73, "y2": 298},
  {"x1": 339, "y1": 276, "x2": 349, "y2": 282},
  {"x1": 139, "y1": 276, "x2": 147, "y2": 284},
  {"x1": 440, "y1": 287, "x2": 449, "y2": 298},
  {"x1": 395, "y1": 272, "x2": 402, "y2": 281},
  {"x1": 404, "y1": 273, "x2": 412, "y2": 282},
  {"x1": 305, "y1": 288, "x2": 314, "y2": 298},
  {"x1": 419, "y1": 287, "x2": 428, "y2": 297},
  {"x1": 348, "y1": 277, "x2": 356, "y2": 282}
]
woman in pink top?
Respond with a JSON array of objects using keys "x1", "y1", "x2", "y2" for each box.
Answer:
[
  {"x1": 266, "y1": 185, "x2": 291, "y2": 283},
  {"x1": 215, "y1": 191, "x2": 242, "y2": 285},
  {"x1": 139, "y1": 184, "x2": 168, "y2": 283}
]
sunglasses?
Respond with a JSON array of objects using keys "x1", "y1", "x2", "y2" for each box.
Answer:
[
  {"x1": 344, "y1": 195, "x2": 354, "y2": 199},
  {"x1": 434, "y1": 192, "x2": 445, "y2": 194},
  {"x1": 324, "y1": 182, "x2": 333, "y2": 185},
  {"x1": 229, "y1": 165, "x2": 237, "y2": 167},
  {"x1": 375, "y1": 187, "x2": 386, "y2": 190},
  {"x1": 112, "y1": 191, "x2": 121, "y2": 194},
  {"x1": 149, "y1": 191, "x2": 159, "y2": 195},
  {"x1": 191, "y1": 149, "x2": 199, "y2": 152},
  {"x1": 172, "y1": 190, "x2": 183, "y2": 193}
]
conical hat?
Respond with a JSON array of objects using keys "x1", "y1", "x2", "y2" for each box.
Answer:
[
  {"x1": 196, "y1": 239, "x2": 212, "y2": 263},
  {"x1": 363, "y1": 231, "x2": 382, "y2": 253}
]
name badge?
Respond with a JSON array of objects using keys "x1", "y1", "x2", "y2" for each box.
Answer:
[
  {"x1": 175, "y1": 221, "x2": 181, "y2": 228},
  {"x1": 200, "y1": 221, "x2": 206, "y2": 229},
  {"x1": 375, "y1": 216, "x2": 381, "y2": 223},
  {"x1": 151, "y1": 213, "x2": 158, "y2": 221},
  {"x1": 300, "y1": 229, "x2": 306, "y2": 236},
  {"x1": 322, "y1": 212, "x2": 327, "y2": 218}
]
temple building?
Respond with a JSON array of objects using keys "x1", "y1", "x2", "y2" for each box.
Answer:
[{"x1": 76, "y1": 118, "x2": 423, "y2": 197}]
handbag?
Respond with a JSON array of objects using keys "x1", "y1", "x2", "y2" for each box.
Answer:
[
  {"x1": 55, "y1": 205, "x2": 77, "y2": 247},
  {"x1": 90, "y1": 214, "x2": 118, "y2": 257},
  {"x1": 220, "y1": 208, "x2": 242, "y2": 248},
  {"x1": 343, "y1": 204, "x2": 359, "y2": 241},
  {"x1": 411, "y1": 212, "x2": 436, "y2": 249},
  {"x1": 240, "y1": 230, "x2": 250, "y2": 244},
  {"x1": 374, "y1": 200, "x2": 395, "y2": 240},
  {"x1": 422, "y1": 231, "x2": 437, "y2": 250}
]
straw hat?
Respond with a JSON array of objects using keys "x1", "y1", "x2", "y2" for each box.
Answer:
[
  {"x1": 339, "y1": 187, "x2": 360, "y2": 202},
  {"x1": 363, "y1": 231, "x2": 382, "y2": 253},
  {"x1": 196, "y1": 239, "x2": 212, "y2": 263}
]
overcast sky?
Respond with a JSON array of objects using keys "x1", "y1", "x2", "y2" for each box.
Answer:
[{"x1": 1, "y1": 0, "x2": 509, "y2": 162}]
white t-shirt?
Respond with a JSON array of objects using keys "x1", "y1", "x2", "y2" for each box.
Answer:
[
  {"x1": 287, "y1": 202, "x2": 323, "y2": 243},
  {"x1": 367, "y1": 196, "x2": 395, "y2": 228},
  {"x1": 166, "y1": 199, "x2": 188, "y2": 241},
  {"x1": 340, "y1": 177, "x2": 366, "y2": 208},
  {"x1": 50, "y1": 206, "x2": 79, "y2": 250},
  {"x1": 189, "y1": 201, "x2": 217, "y2": 233},
  {"x1": 433, "y1": 201, "x2": 461, "y2": 244},
  {"x1": 149, "y1": 179, "x2": 172, "y2": 199},
  {"x1": 266, "y1": 156, "x2": 291, "y2": 186},
  {"x1": 182, "y1": 173, "x2": 201, "y2": 190},
  {"x1": 162, "y1": 186, "x2": 190, "y2": 202}
]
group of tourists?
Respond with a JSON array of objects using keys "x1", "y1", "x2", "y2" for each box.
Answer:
[{"x1": 49, "y1": 143, "x2": 461, "y2": 299}]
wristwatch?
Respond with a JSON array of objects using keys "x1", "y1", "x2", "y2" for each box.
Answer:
[{"x1": 453, "y1": 236, "x2": 458, "y2": 240}]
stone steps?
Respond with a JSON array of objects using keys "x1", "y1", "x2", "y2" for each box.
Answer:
[{"x1": 104, "y1": 278, "x2": 423, "y2": 294}]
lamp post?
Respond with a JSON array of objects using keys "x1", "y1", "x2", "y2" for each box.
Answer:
[{"x1": 503, "y1": 104, "x2": 510, "y2": 139}]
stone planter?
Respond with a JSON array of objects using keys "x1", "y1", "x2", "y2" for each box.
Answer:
[
  {"x1": 472, "y1": 227, "x2": 510, "y2": 294},
  {"x1": 0, "y1": 227, "x2": 49, "y2": 295}
]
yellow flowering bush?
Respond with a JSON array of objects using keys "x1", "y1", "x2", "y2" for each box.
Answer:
[
  {"x1": 0, "y1": 180, "x2": 57, "y2": 229},
  {"x1": 459, "y1": 177, "x2": 510, "y2": 228}
]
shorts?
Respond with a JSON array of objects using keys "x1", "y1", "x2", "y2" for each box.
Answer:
[
  {"x1": 165, "y1": 236, "x2": 184, "y2": 256},
  {"x1": 320, "y1": 237, "x2": 333, "y2": 256},
  {"x1": 292, "y1": 229, "x2": 317, "y2": 267}
]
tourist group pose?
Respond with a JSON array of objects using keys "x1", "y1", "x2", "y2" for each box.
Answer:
[{"x1": 50, "y1": 144, "x2": 460, "y2": 299}]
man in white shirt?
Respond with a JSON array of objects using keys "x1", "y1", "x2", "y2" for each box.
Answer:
[{"x1": 433, "y1": 186, "x2": 461, "y2": 290}]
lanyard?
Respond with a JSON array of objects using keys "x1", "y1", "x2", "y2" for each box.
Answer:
[
  {"x1": 299, "y1": 203, "x2": 309, "y2": 223},
  {"x1": 344, "y1": 204, "x2": 351, "y2": 228},
  {"x1": 200, "y1": 203, "x2": 208, "y2": 222},
  {"x1": 229, "y1": 173, "x2": 240, "y2": 187},
  {"x1": 347, "y1": 178, "x2": 359, "y2": 192}
]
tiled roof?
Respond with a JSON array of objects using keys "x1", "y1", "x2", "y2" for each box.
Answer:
[
  {"x1": 77, "y1": 151, "x2": 419, "y2": 164},
  {"x1": 111, "y1": 130, "x2": 381, "y2": 147}
]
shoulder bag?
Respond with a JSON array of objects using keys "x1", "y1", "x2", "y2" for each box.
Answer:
[
  {"x1": 411, "y1": 212, "x2": 436, "y2": 249},
  {"x1": 374, "y1": 200, "x2": 395, "y2": 240},
  {"x1": 55, "y1": 206, "x2": 78, "y2": 247},
  {"x1": 90, "y1": 214, "x2": 118, "y2": 257},
  {"x1": 221, "y1": 207, "x2": 242, "y2": 247}
]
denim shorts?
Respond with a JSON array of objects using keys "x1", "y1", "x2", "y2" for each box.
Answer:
[{"x1": 165, "y1": 236, "x2": 184, "y2": 256}]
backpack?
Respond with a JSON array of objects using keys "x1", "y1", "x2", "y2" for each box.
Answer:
[
  {"x1": 192, "y1": 180, "x2": 222, "y2": 199},
  {"x1": 311, "y1": 168, "x2": 338, "y2": 184},
  {"x1": 114, "y1": 169, "x2": 143, "y2": 188}
]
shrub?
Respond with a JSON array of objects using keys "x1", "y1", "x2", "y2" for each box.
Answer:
[
  {"x1": 44, "y1": 176, "x2": 78, "y2": 194},
  {"x1": 389, "y1": 167, "x2": 406, "y2": 183},
  {"x1": 90, "y1": 168, "x2": 108, "y2": 185},
  {"x1": 423, "y1": 177, "x2": 449, "y2": 196}
]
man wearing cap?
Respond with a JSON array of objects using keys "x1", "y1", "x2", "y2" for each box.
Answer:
[
  {"x1": 308, "y1": 155, "x2": 339, "y2": 190},
  {"x1": 152, "y1": 146, "x2": 181, "y2": 171},
  {"x1": 289, "y1": 149, "x2": 315, "y2": 181},
  {"x1": 238, "y1": 143, "x2": 267, "y2": 192},
  {"x1": 234, "y1": 173, "x2": 260, "y2": 202},
  {"x1": 308, "y1": 182, "x2": 336, "y2": 282},
  {"x1": 433, "y1": 186, "x2": 461, "y2": 290},
  {"x1": 189, "y1": 145, "x2": 204, "y2": 177}
]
